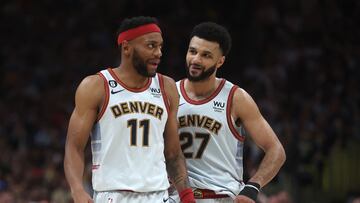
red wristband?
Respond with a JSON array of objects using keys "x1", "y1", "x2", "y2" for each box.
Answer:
[{"x1": 179, "y1": 188, "x2": 195, "y2": 203}]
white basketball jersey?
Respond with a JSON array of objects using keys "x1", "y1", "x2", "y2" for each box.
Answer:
[
  {"x1": 91, "y1": 68, "x2": 169, "y2": 192},
  {"x1": 176, "y1": 78, "x2": 245, "y2": 198}
]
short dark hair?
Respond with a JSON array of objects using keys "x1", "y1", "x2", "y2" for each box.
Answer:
[
  {"x1": 190, "y1": 22, "x2": 232, "y2": 56},
  {"x1": 117, "y1": 16, "x2": 159, "y2": 34}
]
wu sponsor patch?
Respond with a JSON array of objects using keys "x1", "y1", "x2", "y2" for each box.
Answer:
[
  {"x1": 213, "y1": 101, "x2": 225, "y2": 112},
  {"x1": 149, "y1": 87, "x2": 162, "y2": 97}
]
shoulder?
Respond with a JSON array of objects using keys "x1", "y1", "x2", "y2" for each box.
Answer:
[
  {"x1": 158, "y1": 74, "x2": 177, "y2": 93},
  {"x1": 159, "y1": 74, "x2": 176, "y2": 87},
  {"x1": 75, "y1": 74, "x2": 104, "y2": 105},
  {"x1": 223, "y1": 79, "x2": 252, "y2": 104},
  {"x1": 77, "y1": 74, "x2": 104, "y2": 94},
  {"x1": 158, "y1": 74, "x2": 179, "y2": 105},
  {"x1": 231, "y1": 86, "x2": 261, "y2": 119},
  {"x1": 232, "y1": 87, "x2": 252, "y2": 104},
  {"x1": 79, "y1": 74, "x2": 103, "y2": 87}
]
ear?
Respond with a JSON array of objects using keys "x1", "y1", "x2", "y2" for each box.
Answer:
[
  {"x1": 216, "y1": 56, "x2": 225, "y2": 68},
  {"x1": 121, "y1": 40, "x2": 132, "y2": 57}
]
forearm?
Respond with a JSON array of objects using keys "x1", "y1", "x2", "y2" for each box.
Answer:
[
  {"x1": 166, "y1": 152, "x2": 190, "y2": 192},
  {"x1": 249, "y1": 144, "x2": 286, "y2": 187},
  {"x1": 64, "y1": 146, "x2": 86, "y2": 193}
]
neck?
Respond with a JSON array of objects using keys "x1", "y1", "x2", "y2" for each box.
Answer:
[
  {"x1": 114, "y1": 62, "x2": 150, "y2": 89},
  {"x1": 185, "y1": 76, "x2": 219, "y2": 99}
]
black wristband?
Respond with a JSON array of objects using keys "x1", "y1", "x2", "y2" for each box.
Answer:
[{"x1": 238, "y1": 182, "x2": 260, "y2": 201}]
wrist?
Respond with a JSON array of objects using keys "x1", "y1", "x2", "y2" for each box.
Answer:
[
  {"x1": 179, "y1": 188, "x2": 195, "y2": 203},
  {"x1": 238, "y1": 182, "x2": 260, "y2": 201}
]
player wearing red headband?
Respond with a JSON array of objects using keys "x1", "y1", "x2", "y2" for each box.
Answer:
[{"x1": 64, "y1": 16, "x2": 195, "y2": 203}]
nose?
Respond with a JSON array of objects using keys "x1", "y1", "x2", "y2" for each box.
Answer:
[
  {"x1": 191, "y1": 53, "x2": 201, "y2": 64},
  {"x1": 154, "y1": 47, "x2": 162, "y2": 58}
]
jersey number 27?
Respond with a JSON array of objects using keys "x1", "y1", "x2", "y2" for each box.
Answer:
[{"x1": 180, "y1": 132, "x2": 210, "y2": 158}]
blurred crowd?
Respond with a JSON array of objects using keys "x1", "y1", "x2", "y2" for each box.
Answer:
[{"x1": 0, "y1": 0, "x2": 359, "y2": 202}]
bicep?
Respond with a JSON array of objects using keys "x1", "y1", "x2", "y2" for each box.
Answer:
[
  {"x1": 66, "y1": 106, "x2": 97, "y2": 150},
  {"x1": 66, "y1": 76, "x2": 103, "y2": 150},
  {"x1": 244, "y1": 115, "x2": 278, "y2": 151},
  {"x1": 234, "y1": 89, "x2": 280, "y2": 151}
]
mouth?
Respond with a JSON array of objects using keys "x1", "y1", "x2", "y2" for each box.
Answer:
[
  {"x1": 189, "y1": 64, "x2": 203, "y2": 73},
  {"x1": 148, "y1": 59, "x2": 160, "y2": 69},
  {"x1": 149, "y1": 62, "x2": 159, "y2": 68},
  {"x1": 148, "y1": 60, "x2": 160, "y2": 69}
]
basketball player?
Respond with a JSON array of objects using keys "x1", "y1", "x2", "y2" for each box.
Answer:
[
  {"x1": 64, "y1": 16, "x2": 195, "y2": 203},
  {"x1": 171, "y1": 22, "x2": 286, "y2": 203}
]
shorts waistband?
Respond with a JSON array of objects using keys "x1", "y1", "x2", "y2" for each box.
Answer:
[{"x1": 193, "y1": 188, "x2": 229, "y2": 199}]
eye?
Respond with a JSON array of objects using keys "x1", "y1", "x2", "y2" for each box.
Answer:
[
  {"x1": 188, "y1": 49, "x2": 196, "y2": 54},
  {"x1": 147, "y1": 43, "x2": 155, "y2": 49},
  {"x1": 203, "y1": 53, "x2": 212, "y2": 58}
]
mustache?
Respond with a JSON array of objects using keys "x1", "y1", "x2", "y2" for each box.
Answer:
[
  {"x1": 148, "y1": 58, "x2": 161, "y2": 64},
  {"x1": 189, "y1": 63, "x2": 203, "y2": 69}
]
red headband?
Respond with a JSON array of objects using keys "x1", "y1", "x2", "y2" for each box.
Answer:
[{"x1": 117, "y1": 23, "x2": 161, "y2": 45}]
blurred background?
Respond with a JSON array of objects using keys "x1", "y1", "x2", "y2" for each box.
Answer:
[{"x1": 1, "y1": 0, "x2": 359, "y2": 202}]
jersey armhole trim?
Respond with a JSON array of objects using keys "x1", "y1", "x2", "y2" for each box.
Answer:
[
  {"x1": 226, "y1": 85, "x2": 245, "y2": 142},
  {"x1": 96, "y1": 72, "x2": 110, "y2": 122},
  {"x1": 158, "y1": 74, "x2": 170, "y2": 114}
]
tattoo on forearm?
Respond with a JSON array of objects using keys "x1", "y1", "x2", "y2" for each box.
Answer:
[{"x1": 166, "y1": 153, "x2": 189, "y2": 187}]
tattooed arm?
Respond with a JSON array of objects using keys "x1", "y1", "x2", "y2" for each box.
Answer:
[
  {"x1": 166, "y1": 150, "x2": 190, "y2": 192},
  {"x1": 161, "y1": 75, "x2": 190, "y2": 191}
]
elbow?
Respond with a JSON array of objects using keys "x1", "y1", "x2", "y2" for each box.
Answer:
[
  {"x1": 63, "y1": 147, "x2": 72, "y2": 172},
  {"x1": 278, "y1": 144, "x2": 286, "y2": 166},
  {"x1": 265, "y1": 141, "x2": 286, "y2": 166}
]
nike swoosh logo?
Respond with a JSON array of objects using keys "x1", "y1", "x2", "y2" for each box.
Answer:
[
  {"x1": 111, "y1": 89, "x2": 125, "y2": 94},
  {"x1": 163, "y1": 197, "x2": 169, "y2": 202},
  {"x1": 179, "y1": 103, "x2": 185, "y2": 106}
]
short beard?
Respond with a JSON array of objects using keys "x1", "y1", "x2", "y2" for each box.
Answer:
[
  {"x1": 186, "y1": 64, "x2": 216, "y2": 82},
  {"x1": 132, "y1": 49, "x2": 156, "y2": 77}
]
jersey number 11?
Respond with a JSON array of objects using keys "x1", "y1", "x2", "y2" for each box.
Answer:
[{"x1": 127, "y1": 119, "x2": 150, "y2": 146}]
